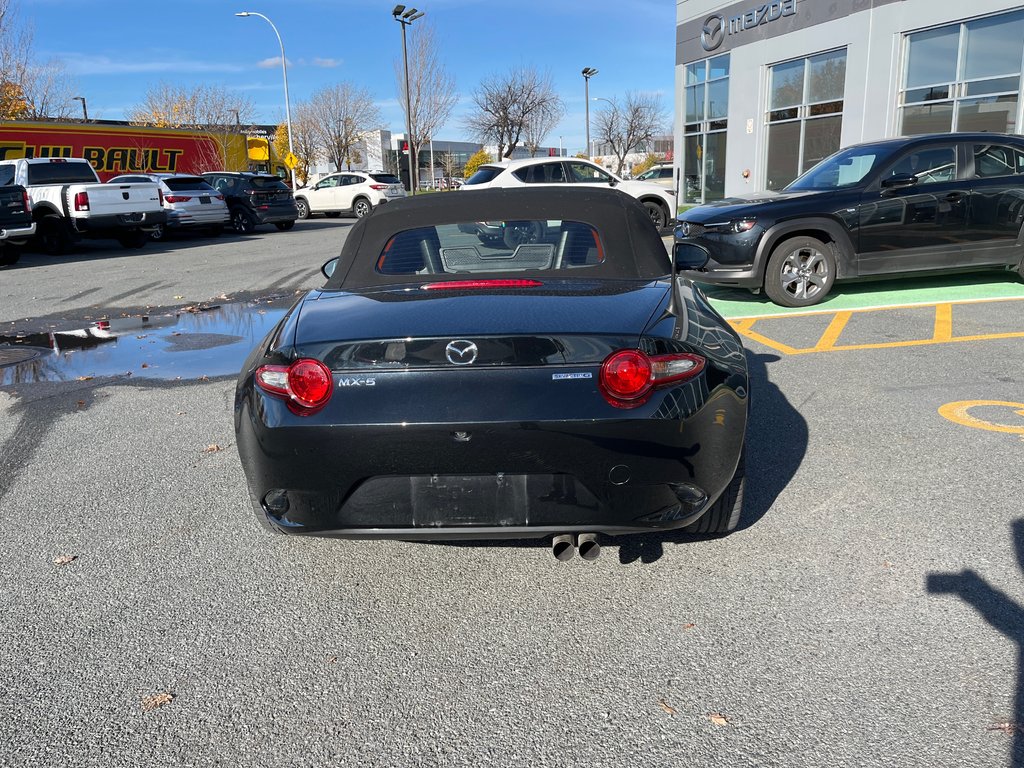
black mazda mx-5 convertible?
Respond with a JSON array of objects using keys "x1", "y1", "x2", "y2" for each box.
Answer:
[{"x1": 234, "y1": 188, "x2": 749, "y2": 560}]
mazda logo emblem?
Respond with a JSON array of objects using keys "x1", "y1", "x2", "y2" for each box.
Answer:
[
  {"x1": 701, "y1": 14, "x2": 725, "y2": 51},
  {"x1": 445, "y1": 339, "x2": 478, "y2": 365}
]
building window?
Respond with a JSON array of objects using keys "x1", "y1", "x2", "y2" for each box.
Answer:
[
  {"x1": 900, "y1": 10, "x2": 1024, "y2": 135},
  {"x1": 683, "y1": 54, "x2": 729, "y2": 204},
  {"x1": 765, "y1": 49, "x2": 847, "y2": 190}
]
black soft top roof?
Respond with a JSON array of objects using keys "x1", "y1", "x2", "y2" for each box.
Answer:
[{"x1": 325, "y1": 187, "x2": 671, "y2": 289}]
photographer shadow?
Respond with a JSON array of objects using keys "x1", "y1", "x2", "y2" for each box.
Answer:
[
  {"x1": 927, "y1": 519, "x2": 1024, "y2": 766},
  {"x1": 615, "y1": 350, "x2": 808, "y2": 564}
]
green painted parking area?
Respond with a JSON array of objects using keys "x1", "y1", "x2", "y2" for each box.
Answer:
[{"x1": 700, "y1": 272, "x2": 1024, "y2": 319}]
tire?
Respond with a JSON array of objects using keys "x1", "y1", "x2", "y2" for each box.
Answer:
[
  {"x1": 352, "y1": 198, "x2": 373, "y2": 218},
  {"x1": 502, "y1": 221, "x2": 542, "y2": 249},
  {"x1": 324, "y1": 211, "x2": 342, "y2": 218},
  {"x1": 643, "y1": 200, "x2": 668, "y2": 230},
  {"x1": 0, "y1": 245, "x2": 21, "y2": 266},
  {"x1": 684, "y1": 453, "x2": 745, "y2": 535},
  {"x1": 37, "y1": 215, "x2": 72, "y2": 256},
  {"x1": 231, "y1": 208, "x2": 256, "y2": 234},
  {"x1": 275, "y1": 220, "x2": 295, "y2": 231},
  {"x1": 117, "y1": 229, "x2": 148, "y2": 249},
  {"x1": 148, "y1": 223, "x2": 166, "y2": 241},
  {"x1": 295, "y1": 198, "x2": 310, "y2": 220},
  {"x1": 763, "y1": 235, "x2": 836, "y2": 307}
]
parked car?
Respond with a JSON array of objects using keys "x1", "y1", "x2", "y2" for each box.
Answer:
[
  {"x1": 201, "y1": 172, "x2": 297, "y2": 234},
  {"x1": 462, "y1": 157, "x2": 677, "y2": 230},
  {"x1": 0, "y1": 180, "x2": 34, "y2": 266},
  {"x1": 635, "y1": 163, "x2": 675, "y2": 188},
  {"x1": 233, "y1": 187, "x2": 749, "y2": 559},
  {"x1": 0, "y1": 157, "x2": 165, "y2": 254},
  {"x1": 107, "y1": 173, "x2": 229, "y2": 239},
  {"x1": 294, "y1": 171, "x2": 406, "y2": 220},
  {"x1": 674, "y1": 132, "x2": 1024, "y2": 307}
]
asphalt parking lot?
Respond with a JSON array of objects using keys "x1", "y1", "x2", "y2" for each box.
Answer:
[{"x1": 1, "y1": 222, "x2": 1023, "y2": 767}]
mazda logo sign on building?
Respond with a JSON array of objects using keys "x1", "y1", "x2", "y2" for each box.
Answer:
[{"x1": 701, "y1": 14, "x2": 726, "y2": 51}]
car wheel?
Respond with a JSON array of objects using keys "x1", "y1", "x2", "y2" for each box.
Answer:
[
  {"x1": 502, "y1": 221, "x2": 542, "y2": 249},
  {"x1": 0, "y1": 245, "x2": 21, "y2": 266},
  {"x1": 148, "y1": 223, "x2": 166, "y2": 241},
  {"x1": 763, "y1": 236, "x2": 836, "y2": 307},
  {"x1": 37, "y1": 215, "x2": 72, "y2": 256},
  {"x1": 324, "y1": 211, "x2": 342, "y2": 219},
  {"x1": 231, "y1": 209, "x2": 256, "y2": 234},
  {"x1": 117, "y1": 229, "x2": 148, "y2": 249},
  {"x1": 684, "y1": 453, "x2": 745, "y2": 535},
  {"x1": 295, "y1": 198, "x2": 310, "y2": 220},
  {"x1": 275, "y1": 220, "x2": 295, "y2": 231},
  {"x1": 643, "y1": 200, "x2": 668, "y2": 230},
  {"x1": 353, "y1": 198, "x2": 373, "y2": 218}
]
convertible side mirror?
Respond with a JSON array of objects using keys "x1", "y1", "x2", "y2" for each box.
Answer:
[
  {"x1": 321, "y1": 257, "x2": 339, "y2": 280},
  {"x1": 673, "y1": 242, "x2": 710, "y2": 271}
]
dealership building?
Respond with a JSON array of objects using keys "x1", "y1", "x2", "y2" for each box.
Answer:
[{"x1": 674, "y1": 0, "x2": 1024, "y2": 204}]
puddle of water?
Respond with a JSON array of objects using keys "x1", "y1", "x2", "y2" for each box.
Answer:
[{"x1": 0, "y1": 299, "x2": 290, "y2": 385}]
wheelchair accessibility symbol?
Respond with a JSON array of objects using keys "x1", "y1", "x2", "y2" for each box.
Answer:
[{"x1": 939, "y1": 400, "x2": 1024, "y2": 438}]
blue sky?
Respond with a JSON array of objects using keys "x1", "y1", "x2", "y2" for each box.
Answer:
[{"x1": 24, "y1": 0, "x2": 677, "y2": 154}]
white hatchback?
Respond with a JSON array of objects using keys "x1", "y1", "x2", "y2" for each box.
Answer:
[
  {"x1": 295, "y1": 171, "x2": 406, "y2": 220},
  {"x1": 462, "y1": 157, "x2": 676, "y2": 230}
]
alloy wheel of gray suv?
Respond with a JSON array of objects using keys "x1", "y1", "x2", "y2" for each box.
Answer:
[{"x1": 764, "y1": 236, "x2": 836, "y2": 308}]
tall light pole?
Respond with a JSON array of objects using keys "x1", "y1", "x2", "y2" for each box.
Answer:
[
  {"x1": 72, "y1": 96, "x2": 88, "y2": 121},
  {"x1": 235, "y1": 11, "x2": 295, "y2": 188},
  {"x1": 581, "y1": 67, "x2": 598, "y2": 159},
  {"x1": 393, "y1": 5, "x2": 424, "y2": 195}
]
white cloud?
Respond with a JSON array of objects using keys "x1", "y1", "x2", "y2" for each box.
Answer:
[
  {"x1": 61, "y1": 53, "x2": 245, "y2": 76},
  {"x1": 257, "y1": 56, "x2": 293, "y2": 69},
  {"x1": 312, "y1": 58, "x2": 340, "y2": 68}
]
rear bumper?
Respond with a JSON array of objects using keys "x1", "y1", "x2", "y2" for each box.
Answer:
[
  {"x1": 167, "y1": 208, "x2": 230, "y2": 228},
  {"x1": 235, "y1": 385, "x2": 748, "y2": 539},
  {"x1": 0, "y1": 222, "x2": 35, "y2": 242},
  {"x1": 252, "y1": 204, "x2": 298, "y2": 224},
  {"x1": 72, "y1": 210, "x2": 168, "y2": 234}
]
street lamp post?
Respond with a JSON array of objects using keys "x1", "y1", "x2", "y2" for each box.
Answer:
[
  {"x1": 581, "y1": 67, "x2": 598, "y2": 159},
  {"x1": 235, "y1": 11, "x2": 296, "y2": 189},
  {"x1": 393, "y1": 5, "x2": 424, "y2": 196},
  {"x1": 72, "y1": 96, "x2": 88, "y2": 121}
]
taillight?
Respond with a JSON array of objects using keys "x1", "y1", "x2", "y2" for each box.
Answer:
[
  {"x1": 164, "y1": 195, "x2": 191, "y2": 203},
  {"x1": 422, "y1": 279, "x2": 544, "y2": 290},
  {"x1": 255, "y1": 359, "x2": 333, "y2": 414},
  {"x1": 73, "y1": 191, "x2": 89, "y2": 211},
  {"x1": 22, "y1": 189, "x2": 31, "y2": 212},
  {"x1": 369, "y1": 184, "x2": 387, "y2": 190},
  {"x1": 215, "y1": 194, "x2": 224, "y2": 201},
  {"x1": 599, "y1": 350, "x2": 705, "y2": 408}
]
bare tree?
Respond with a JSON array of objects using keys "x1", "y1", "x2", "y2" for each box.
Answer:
[
  {"x1": 465, "y1": 67, "x2": 562, "y2": 159},
  {"x1": 436, "y1": 150, "x2": 461, "y2": 188},
  {"x1": 274, "y1": 102, "x2": 321, "y2": 184},
  {"x1": 306, "y1": 82, "x2": 380, "y2": 172},
  {"x1": 394, "y1": 21, "x2": 458, "y2": 162},
  {"x1": 523, "y1": 99, "x2": 564, "y2": 157},
  {"x1": 1, "y1": 0, "x2": 78, "y2": 119},
  {"x1": 593, "y1": 92, "x2": 666, "y2": 176}
]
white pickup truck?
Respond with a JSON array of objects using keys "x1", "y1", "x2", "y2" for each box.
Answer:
[{"x1": 0, "y1": 157, "x2": 167, "y2": 254}]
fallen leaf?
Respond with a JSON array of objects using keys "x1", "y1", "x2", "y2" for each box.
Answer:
[
  {"x1": 177, "y1": 411, "x2": 186, "y2": 415},
  {"x1": 141, "y1": 692, "x2": 174, "y2": 712},
  {"x1": 657, "y1": 699, "x2": 677, "y2": 716},
  {"x1": 988, "y1": 722, "x2": 1019, "y2": 734},
  {"x1": 140, "y1": 363, "x2": 150, "y2": 369},
  {"x1": 202, "y1": 444, "x2": 222, "y2": 453},
  {"x1": 76, "y1": 400, "x2": 86, "y2": 408},
  {"x1": 53, "y1": 554, "x2": 77, "y2": 566},
  {"x1": 326, "y1": 655, "x2": 338, "y2": 664},
  {"x1": 683, "y1": 623, "x2": 696, "y2": 630},
  {"x1": 173, "y1": 295, "x2": 184, "y2": 300},
  {"x1": 136, "y1": 335, "x2": 147, "y2": 339},
  {"x1": 197, "y1": 375, "x2": 209, "y2": 381},
  {"x1": 709, "y1": 713, "x2": 730, "y2": 727},
  {"x1": 76, "y1": 376, "x2": 94, "y2": 382}
]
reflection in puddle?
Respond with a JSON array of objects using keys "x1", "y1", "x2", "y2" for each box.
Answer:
[{"x1": 0, "y1": 299, "x2": 290, "y2": 385}]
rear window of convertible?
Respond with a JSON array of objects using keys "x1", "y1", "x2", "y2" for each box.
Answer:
[{"x1": 376, "y1": 220, "x2": 605, "y2": 275}]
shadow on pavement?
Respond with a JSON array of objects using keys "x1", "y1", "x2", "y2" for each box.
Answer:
[{"x1": 927, "y1": 519, "x2": 1024, "y2": 767}]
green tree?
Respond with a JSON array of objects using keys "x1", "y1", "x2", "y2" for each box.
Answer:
[
  {"x1": 463, "y1": 149, "x2": 493, "y2": 179},
  {"x1": 631, "y1": 153, "x2": 661, "y2": 177}
]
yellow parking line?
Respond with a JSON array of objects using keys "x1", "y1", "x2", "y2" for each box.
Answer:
[
  {"x1": 933, "y1": 303, "x2": 953, "y2": 342},
  {"x1": 729, "y1": 318, "x2": 757, "y2": 332},
  {"x1": 732, "y1": 327, "x2": 804, "y2": 356},
  {"x1": 814, "y1": 311, "x2": 852, "y2": 351}
]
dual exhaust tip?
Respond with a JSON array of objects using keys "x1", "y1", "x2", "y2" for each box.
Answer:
[{"x1": 552, "y1": 533, "x2": 600, "y2": 561}]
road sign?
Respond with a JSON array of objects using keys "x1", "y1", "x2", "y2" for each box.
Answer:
[{"x1": 283, "y1": 151, "x2": 299, "y2": 170}]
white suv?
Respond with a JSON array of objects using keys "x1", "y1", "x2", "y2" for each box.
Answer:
[
  {"x1": 295, "y1": 171, "x2": 406, "y2": 220},
  {"x1": 462, "y1": 157, "x2": 676, "y2": 229}
]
